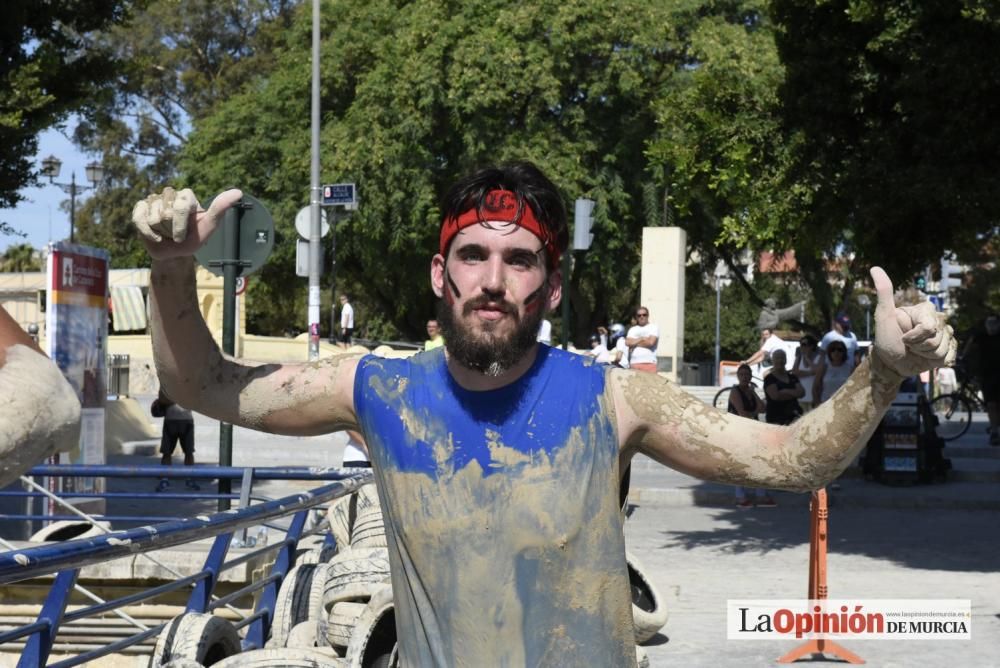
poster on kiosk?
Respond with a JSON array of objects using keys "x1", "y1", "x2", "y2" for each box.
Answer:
[{"x1": 45, "y1": 243, "x2": 110, "y2": 508}]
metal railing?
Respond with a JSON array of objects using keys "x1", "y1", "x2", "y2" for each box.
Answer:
[{"x1": 0, "y1": 465, "x2": 373, "y2": 667}]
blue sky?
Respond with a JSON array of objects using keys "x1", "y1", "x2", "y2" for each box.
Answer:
[{"x1": 1, "y1": 124, "x2": 99, "y2": 254}]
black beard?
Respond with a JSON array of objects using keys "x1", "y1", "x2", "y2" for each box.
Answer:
[{"x1": 437, "y1": 291, "x2": 546, "y2": 377}]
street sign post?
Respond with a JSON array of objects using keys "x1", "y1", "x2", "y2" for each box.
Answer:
[
  {"x1": 193, "y1": 192, "x2": 274, "y2": 510},
  {"x1": 322, "y1": 183, "x2": 356, "y2": 206}
]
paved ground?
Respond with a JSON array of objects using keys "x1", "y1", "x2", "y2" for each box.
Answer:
[{"x1": 6, "y1": 392, "x2": 999, "y2": 665}]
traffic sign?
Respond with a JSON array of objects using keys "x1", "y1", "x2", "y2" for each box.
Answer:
[
  {"x1": 194, "y1": 192, "x2": 275, "y2": 278},
  {"x1": 235, "y1": 276, "x2": 249, "y2": 296},
  {"x1": 295, "y1": 206, "x2": 329, "y2": 239},
  {"x1": 322, "y1": 183, "x2": 356, "y2": 206}
]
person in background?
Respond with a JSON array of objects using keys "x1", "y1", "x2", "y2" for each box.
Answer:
[
  {"x1": 596, "y1": 325, "x2": 609, "y2": 349},
  {"x1": 625, "y1": 306, "x2": 658, "y2": 372},
  {"x1": 342, "y1": 429, "x2": 371, "y2": 468},
  {"x1": 961, "y1": 313, "x2": 1000, "y2": 445},
  {"x1": 608, "y1": 323, "x2": 629, "y2": 368},
  {"x1": 424, "y1": 319, "x2": 444, "y2": 351},
  {"x1": 821, "y1": 313, "x2": 859, "y2": 364},
  {"x1": 585, "y1": 333, "x2": 613, "y2": 364},
  {"x1": 792, "y1": 334, "x2": 823, "y2": 411},
  {"x1": 338, "y1": 294, "x2": 355, "y2": 349},
  {"x1": 0, "y1": 305, "x2": 80, "y2": 488},
  {"x1": 728, "y1": 364, "x2": 773, "y2": 508},
  {"x1": 761, "y1": 349, "x2": 806, "y2": 507},
  {"x1": 153, "y1": 388, "x2": 198, "y2": 492},
  {"x1": 536, "y1": 318, "x2": 552, "y2": 345},
  {"x1": 813, "y1": 340, "x2": 853, "y2": 406},
  {"x1": 743, "y1": 328, "x2": 784, "y2": 368}
]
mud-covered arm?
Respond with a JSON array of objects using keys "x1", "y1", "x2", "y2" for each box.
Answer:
[
  {"x1": 137, "y1": 187, "x2": 360, "y2": 436},
  {"x1": 0, "y1": 307, "x2": 81, "y2": 487},
  {"x1": 150, "y1": 258, "x2": 359, "y2": 436},
  {"x1": 609, "y1": 268, "x2": 956, "y2": 493}
]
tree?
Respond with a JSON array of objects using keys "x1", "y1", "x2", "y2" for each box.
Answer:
[
  {"x1": 71, "y1": 0, "x2": 299, "y2": 267},
  {"x1": 767, "y1": 0, "x2": 1000, "y2": 318},
  {"x1": 0, "y1": 1, "x2": 138, "y2": 235},
  {"x1": 0, "y1": 243, "x2": 42, "y2": 273},
  {"x1": 181, "y1": 0, "x2": 775, "y2": 339}
]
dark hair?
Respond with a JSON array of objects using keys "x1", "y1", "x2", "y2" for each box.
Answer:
[
  {"x1": 800, "y1": 335, "x2": 817, "y2": 346},
  {"x1": 737, "y1": 363, "x2": 753, "y2": 375},
  {"x1": 440, "y1": 162, "x2": 569, "y2": 267},
  {"x1": 828, "y1": 341, "x2": 847, "y2": 353}
]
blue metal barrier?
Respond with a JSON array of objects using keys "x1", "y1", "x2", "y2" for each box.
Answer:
[{"x1": 0, "y1": 465, "x2": 373, "y2": 666}]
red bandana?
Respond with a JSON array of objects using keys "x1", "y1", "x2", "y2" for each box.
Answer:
[{"x1": 439, "y1": 190, "x2": 560, "y2": 269}]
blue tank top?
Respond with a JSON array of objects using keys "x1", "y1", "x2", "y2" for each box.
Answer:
[{"x1": 353, "y1": 345, "x2": 635, "y2": 667}]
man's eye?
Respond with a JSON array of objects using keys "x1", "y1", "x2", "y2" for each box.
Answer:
[
  {"x1": 461, "y1": 252, "x2": 483, "y2": 262},
  {"x1": 508, "y1": 254, "x2": 536, "y2": 268}
]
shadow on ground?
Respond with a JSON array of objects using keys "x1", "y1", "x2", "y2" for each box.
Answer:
[{"x1": 648, "y1": 496, "x2": 996, "y2": 573}]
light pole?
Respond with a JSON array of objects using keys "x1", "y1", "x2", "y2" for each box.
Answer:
[
  {"x1": 713, "y1": 261, "x2": 729, "y2": 386},
  {"x1": 40, "y1": 155, "x2": 104, "y2": 243},
  {"x1": 857, "y1": 294, "x2": 871, "y2": 341}
]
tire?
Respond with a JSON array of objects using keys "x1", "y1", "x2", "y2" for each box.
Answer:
[
  {"x1": 150, "y1": 613, "x2": 241, "y2": 667},
  {"x1": 713, "y1": 386, "x2": 731, "y2": 410},
  {"x1": 327, "y1": 485, "x2": 381, "y2": 552},
  {"x1": 345, "y1": 584, "x2": 395, "y2": 668},
  {"x1": 327, "y1": 602, "x2": 366, "y2": 648},
  {"x1": 350, "y1": 509, "x2": 387, "y2": 549},
  {"x1": 323, "y1": 548, "x2": 391, "y2": 607},
  {"x1": 269, "y1": 563, "x2": 331, "y2": 648},
  {"x1": 29, "y1": 519, "x2": 110, "y2": 542},
  {"x1": 161, "y1": 661, "x2": 204, "y2": 668},
  {"x1": 636, "y1": 644, "x2": 650, "y2": 668},
  {"x1": 626, "y1": 551, "x2": 669, "y2": 644},
  {"x1": 298, "y1": 543, "x2": 338, "y2": 565},
  {"x1": 286, "y1": 620, "x2": 325, "y2": 649},
  {"x1": 211, "y1": 648, "x2": 346, "y2": 667},
  {"x1": 930, "y1": 393, "x2": 973, "y2": 441}
]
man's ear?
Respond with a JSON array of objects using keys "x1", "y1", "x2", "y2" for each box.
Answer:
[
  {"x1": 546, "y1": 268, "x2": 562, "y2": 312},
  {"x1": 430, "y1": 254, "x2": 445, "y2": 298}
]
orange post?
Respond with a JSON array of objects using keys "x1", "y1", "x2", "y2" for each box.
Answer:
[{"x1": 777, "y1": 489, "x2": 864, "y2": 664}]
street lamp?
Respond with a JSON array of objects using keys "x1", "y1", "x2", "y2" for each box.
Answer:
[
  {"x1": 40, "y1": 155, "x2": 104, "y2": 243},
  {"x1": 713, "y1": 260, "x2": 730, "y2": 386},
  {"x1": 857, "y1": 294, "x2": 871, "y2": 341}
]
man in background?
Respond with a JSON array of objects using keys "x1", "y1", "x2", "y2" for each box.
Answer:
[
  {"x1": 424, "y1": 319, "x2": 444, "y2": 351},
  {"x1": 822, "y1": 313, "x2": 859, "y2": 363},
  {"x1": 338, "y1": 293, "x2": 355, "y2": 349},
  {"x1": 625, "y1": 306, "x2": 658, "y2": 372}
]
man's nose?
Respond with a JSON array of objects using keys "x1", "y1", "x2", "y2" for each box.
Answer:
[{"x1": 480, "y1": 255, "x2": 506, "y2": 296}]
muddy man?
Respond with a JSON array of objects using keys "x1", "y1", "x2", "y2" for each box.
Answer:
[{"x1": 133, "y1": 163, "x2": 954, "y2": 667}]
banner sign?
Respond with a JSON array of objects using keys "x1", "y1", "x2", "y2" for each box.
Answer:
[{"x1": 46, "y1": 243, "x2": 110, "y2": 497}]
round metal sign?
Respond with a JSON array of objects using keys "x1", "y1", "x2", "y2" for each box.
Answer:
[
  {"x1": 235, "y1": 276, "x2": 249, "y2": 296},
  {"x1": 195, "y1": 192, "x2": 275, "y2": 277},
  {"x1": 295, "y1": 206, "x2": 329, "y2": 239}
]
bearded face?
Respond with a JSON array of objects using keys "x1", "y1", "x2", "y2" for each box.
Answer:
[
  {"x1": 436, "y1": 286, "x2": 547, "y2": 376},
  {"x1": 430, "y1": 222, "x2": 558, "y2": 377}
]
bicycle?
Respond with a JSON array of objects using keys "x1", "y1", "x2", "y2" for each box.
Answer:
[
  {"x1": 928, "y1": 362, "x2": 986, "y2": 441},
  {"x1": 713, "y1": 377, "x2": 764, "y2": 410}
]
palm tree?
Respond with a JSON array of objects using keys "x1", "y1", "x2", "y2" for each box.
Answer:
[{"x1": 0, "y1": 244, "x2": 42, "y2": 272}]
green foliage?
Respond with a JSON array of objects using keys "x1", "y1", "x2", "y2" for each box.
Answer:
[
  {"x1": 182, "y1": 0, "x2": 779, "y2": 339},
  {"x1": 0, "y1": 243, "x2": 42, "y2": 272},
  {"x1": 72, "y1": 0, "x2": 299, "y2": 268},
  {"x1": 769, "y1": 0, "x2": 1000, "y2": 316},
  {"x1": 0, "y1": 1, "x2": 138, "y2": 234}
]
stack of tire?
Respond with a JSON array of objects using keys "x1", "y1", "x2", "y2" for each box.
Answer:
[{"x1": 148, "y1": 484, "x2": 668, "y2": 667}]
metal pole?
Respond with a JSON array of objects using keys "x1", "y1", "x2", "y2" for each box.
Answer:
[
  {"x1": 865, "y1": 308, "x2": 871, "y2": 341},
  {"x1": 714, "y1": 277, "x2": 721, "y2": 386},
  {"x1": 307, "y1": 0, "x2": 322, "y2": 360},
  {"x1": 218, "y1": 205, "x2": 239, "y2": 511},
  {"x1": 561, "y1": 251, "x2": 571, "y2": 349},
  {"x1": 69, "y1": 173, "x2": 76, "y2": 243},
  {"x1": 329, "y1": 208, "x2": 337, "y2": 342}
]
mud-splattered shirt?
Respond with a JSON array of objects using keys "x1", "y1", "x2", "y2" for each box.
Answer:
[{"x1": 354, "y1": 345, "x2": 636, "y2": 667}]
